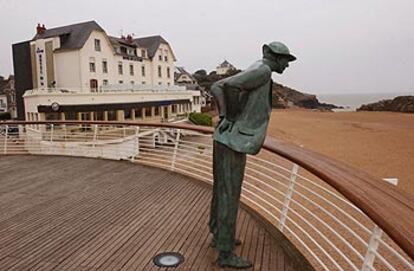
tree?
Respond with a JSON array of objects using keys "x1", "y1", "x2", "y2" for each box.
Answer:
[{"x1": 194, "y1": 69, "x2": 207, "y2": 77}]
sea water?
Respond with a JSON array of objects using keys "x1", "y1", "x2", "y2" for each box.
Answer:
[{"x1": 318, "y1": 92, "x2": 413, "y2": 111}]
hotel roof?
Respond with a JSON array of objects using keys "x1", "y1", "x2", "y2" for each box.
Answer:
[
  {"x1": 33, "y1": 20, "x2": 104, "y2": 51},
  {"x1": 31, "y1": 20, "x2": 173, "y2": 59}
]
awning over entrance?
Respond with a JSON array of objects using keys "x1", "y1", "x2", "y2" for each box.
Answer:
[{"x1": 37, "y1": 99, "x2": 191, "y2": 113}]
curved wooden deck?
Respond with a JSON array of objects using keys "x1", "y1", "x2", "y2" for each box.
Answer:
[{"x1": 0, "y1": 155, "x2": 311, "y2": 271}]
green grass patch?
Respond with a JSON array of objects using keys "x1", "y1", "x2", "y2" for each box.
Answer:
[{"x1": 189, "y1": 112, "x2": 212, "y2": 126}]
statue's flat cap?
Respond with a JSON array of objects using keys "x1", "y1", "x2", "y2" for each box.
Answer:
[{"x1": 266, "y1": 41, "x2": 296, "y2": 61}]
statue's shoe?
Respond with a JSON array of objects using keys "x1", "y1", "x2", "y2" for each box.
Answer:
[
  {"x1": 210, "y1": 239, "x2": 242, "y2": 248},
  {"x1": 217, "y1": 253, "x2": 253, "y2": 269}
]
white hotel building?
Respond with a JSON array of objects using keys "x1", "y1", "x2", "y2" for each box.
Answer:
[{"x1": 12, "y1": 21, "x2": 201, "y2": 122}]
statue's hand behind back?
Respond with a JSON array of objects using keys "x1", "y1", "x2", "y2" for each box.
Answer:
[{"x1": 217, "y1": 118, "x2": 234, "y2": 134}]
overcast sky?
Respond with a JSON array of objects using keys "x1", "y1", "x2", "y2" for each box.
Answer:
[{"x1": 0, "y1": 0, "x2": 413, "y2": 94}]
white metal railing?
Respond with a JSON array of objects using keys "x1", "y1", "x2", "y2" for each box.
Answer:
[
  {"x1": 0, "y1": 121, "x2": 413, "y2": 271},
  {"x1": 101, "y1": 84, "x2": 188, "y2": 92},
  {"x1": 24, "y1": 84, "x2": 190, "y2": 95}
]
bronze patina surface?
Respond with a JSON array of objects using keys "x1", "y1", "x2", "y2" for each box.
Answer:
[{"x1": 209, "y1": 41, "x2": 296, "y2": 269}]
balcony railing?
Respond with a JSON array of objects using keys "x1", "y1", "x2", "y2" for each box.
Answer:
[
  {"x1": 1, "y1": 120, "x2": 413, "y2": 271},
  {"x1": 24, "y1": 84, "x2": 190, "y2": 95}
]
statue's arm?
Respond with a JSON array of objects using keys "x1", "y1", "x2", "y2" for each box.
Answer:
[
  {"x1": 224, "y1": 65, "x2": 272, "y2": 92},
  {"x1": 211, "y1": 79, "x2": 240, "y2": 133},
  {"x1": 210, "y1": 81, "x2": 226, "y2": 119}
]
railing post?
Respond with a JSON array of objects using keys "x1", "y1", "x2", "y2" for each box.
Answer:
[
  {"x1": 3, "y1": 125, "x2": 8, "y2": 154},
  {"x1": 362, "y1": 225, "x2": 383, "y2": 271},
  {"x1": 361, "y1": 178, "x2": 398, "y2": 270},
  {"x1": 50, "y1": 124, "x2": 54, "y2": 142},
  {"x1": 170, "y1": 129, "x2": 181, "y2": 171},
  {"x1": 131, "y1": 126, "x2": 140, "y2": 162},
  {"x1": 92, "y1": 125, "x2": 98, "y2": 148},
  {"x1": 278, "y1": 163, "x2": 299, "y2": 232}
]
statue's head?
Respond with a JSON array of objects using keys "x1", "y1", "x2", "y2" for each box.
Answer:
[{"x1": 262, "y1": 42, "x2": 296, "y2": 74}]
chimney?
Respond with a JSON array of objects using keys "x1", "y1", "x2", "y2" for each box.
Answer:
[
  {"x1": 126, "y1": 34, "x2": 133, "y2": 43},
  {"x1": 36, "y1": 23, "x2": 46, "y2": 34}
]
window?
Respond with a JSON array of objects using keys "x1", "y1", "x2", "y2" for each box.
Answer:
[
  {"x1": 108, "y1": 111, "x2": 116, "y2": 121},
  {"x1": 135, "y1": 109, "x2": 142, "y2": 118},
  {"x1": 141, "y1": 66, "x2": 146, "y2": 76},
  {"x1": 89, "y1": 57, "x2": 96, "y2": 72},
  {"x1": 159, "y1": 55, "x2": 162, "y2": 61},
  {"x1": 131, "y1": 80, "x2": 135, "y2": 85},
  {"x1": 142, "y1": 81, "x2": 146, "y2": 85},
  {"x1": 103, "y1": 79, "x2": 108, "y2": 85},
  {"x1": 120, "y1": 46, "x2": 127, "y2": 54},
  {"x1": 89, "y1": 62, "x2": 96, "y2": 72},
  {"x1": 164, "y1": 55, "x2": 168, "y2": 62},
  {"x1": 129, "y1": 64, "x2": 134, "y2": 76},
  {"x1": 94, "y1": 39, "x2": 101, "y2": 51},
  {"x1": 119, "y1": 80, "x2": 123, "y2": 84},
  {"x1": 65, "y1": 112, "x2": 77, "y2": 120},
  {"x1": 158, "y1": 66, "x2": 162, "y2": 77},
  {"x1": 145, "y1": 107, "x2": 151, "y2": 116},
  {"x1": 102, "y1": 60, "x2": 108, "y2": 73},
  {"x1": 155, "y1": 107, "x2": 160, "y2": 116},
  {"x1": 141, "y1": 49, "x2": 146, "y2": 58},
  {"x1": 118, "y1": 62, "x2": 123, "y2": 75},
  {"x1": 167, "y1": 67, "x2": 170, "y2": 78}
]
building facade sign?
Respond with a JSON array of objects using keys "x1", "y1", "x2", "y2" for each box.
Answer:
[{"x1": 36, "y1": 47, "x2": 45, "y2": 88}]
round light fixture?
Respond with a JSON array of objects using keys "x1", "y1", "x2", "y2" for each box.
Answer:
[
  {"x1": 153, "y1": 252, "x2": 184, "y2": 268},
  {"x1": 51, "y1": 102, "x2": 60, "y2": 112}
]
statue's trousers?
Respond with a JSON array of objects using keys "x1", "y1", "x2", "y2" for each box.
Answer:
[{"x1": 209, "y1": 140, "x2": 246, "y2": 252}]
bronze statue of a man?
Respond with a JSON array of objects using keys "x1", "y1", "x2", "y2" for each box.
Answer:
[{"x1": 209, "y1": 41, "x2": 296, "y2": 269}]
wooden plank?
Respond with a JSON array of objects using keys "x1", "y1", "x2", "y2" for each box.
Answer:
[
  {"x1": 0, "y1": 156, "x2": 310, "y2": 271},
  {"x1": 57, "y1": 173, "x2": 187, "y2": 270},
  {"x1": 119, "y1": 182, "x2": 205, "y2": 270}
]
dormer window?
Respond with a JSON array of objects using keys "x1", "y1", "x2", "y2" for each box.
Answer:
[
  {"x1": 94, "y1": 39, "x2": 101, "y2": 51},
  {"x1": 60, "y1": 33, "x2": 70, "y2": 45},
  {"x1": 120, "y1": 46, "x2": 127, "y2": 54},
  {"x1": 141, "y1": 50, "x2": 146, "y2": 58}
]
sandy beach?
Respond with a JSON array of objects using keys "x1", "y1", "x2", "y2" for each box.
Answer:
[{"x1": 266, "y1": 109, "x2": 414, "y2": 195}]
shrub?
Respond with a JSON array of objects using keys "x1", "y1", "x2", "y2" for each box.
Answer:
[
  {"x1": 0, "y1": 112, "x2": 11, "y2": 120},
  {"x1": 189, "y1": 112, "x2": 212, "y2": 126}
]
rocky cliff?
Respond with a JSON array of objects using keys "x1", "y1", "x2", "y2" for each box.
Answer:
[
  {"x1": 357, "y1": 96, "x2": 414, "y2": 113},
  {"x1": 272, "y1": 83, "x2": 341, "y2": 111}
]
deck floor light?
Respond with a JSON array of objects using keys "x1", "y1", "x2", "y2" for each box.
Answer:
[{"x1": 153, "y1": 252, "x2": 184, "y2": 268}]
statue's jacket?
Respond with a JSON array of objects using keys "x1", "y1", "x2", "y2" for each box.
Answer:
[{"x1": 212, "y1": 65, "x2": 273, "y2": 155}]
